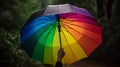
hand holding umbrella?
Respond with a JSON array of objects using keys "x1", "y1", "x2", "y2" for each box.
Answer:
[
  {"x1": 55, "y1": 48, "x2": 65, "y2": 67},
  {"x1": 57, "y1": 48, "x2": 65, "y2": 62}
]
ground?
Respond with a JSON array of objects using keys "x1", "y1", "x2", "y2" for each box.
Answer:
[{"x1": 63, "y1": 59, "x2": 119, "y2": 67}]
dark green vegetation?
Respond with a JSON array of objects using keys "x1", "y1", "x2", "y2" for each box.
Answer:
[{"x1": 0, "y1": 0, "x2": 120, "y2": 67}]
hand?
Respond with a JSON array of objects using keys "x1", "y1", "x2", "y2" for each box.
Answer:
[{"x1": 57, "y1": 48, "x2": 65, "y2": 62}]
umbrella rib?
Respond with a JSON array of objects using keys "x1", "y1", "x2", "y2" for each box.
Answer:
[
  {"x1": 60, "y1": 20, "x2": 101, "y2": 42},
  {"x1": 33, "y1": 23, "x2": 54, "y2": 46},
  {"x1": 22, "y1": 22, "x2": 56, "y2": 44},
  {"x1": 62, "y1": 23, "x2": 99, "y2": 44},
  {"x1": 60, "y1": 16, "x2": 99, "y2": 26},
  {"x1": 61, "y1": 24, "x2": 88, "y2": 55},
  {"x1": 22, "y1": 15, "x2": 58, "y2": 40},
  {"x1": 61, "y1": 22, "x2": 88, "y2": 57},
  {"x1": 63, "y1": 21, "x2": 101, "y2": 35},
  {"x1": 50, "y1": 26, "x2": 58, "y2": 64},
  {"x1": 32, "y1": 24, "x2": 55, "y2": 63},
  {"x1": 22, "y1": 20, "x2": 53, "y2": 34},
  {"x1": 63, "y1": 13, "x2": 95, "y2": 20},
  {"x1": 45, "y1": 25, "x2": 55, "y2": 64},
  {"x1": 43, "y1": 24, "x2": 56, "y2": 64},
  {"x1": 23, "y1": 15, "x2": 57, "y2": 30},
  {"x1": 61, "y1": 28, "x2": 78, "y2": 60},
  {"x1": 30, "y1": 24, "x2": 52, "y2": 62},
  {"x1": 61, "y1": 13, "x2": 96, "y2": 21}
]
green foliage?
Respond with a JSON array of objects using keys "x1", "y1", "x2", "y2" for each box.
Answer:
[
  {"x1": 0, "y1": 0, "x2": 41, "y2": 31},
  {"x1": 0, "y1": 0, "x2": 43, "y2": 67}
]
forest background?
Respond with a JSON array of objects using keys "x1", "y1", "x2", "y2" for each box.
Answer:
[{"x1": 0, "y1": 0, "x2": 120, "y2": 67}]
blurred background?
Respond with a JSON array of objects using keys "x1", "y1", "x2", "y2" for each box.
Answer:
[{"x1": 0, "y1": 0, "x2": 120, "y2": 67}]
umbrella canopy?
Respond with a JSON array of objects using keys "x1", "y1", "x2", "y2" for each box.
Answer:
[{"x1": 20, "y1": 4, "x2": 102, "y2": 64}]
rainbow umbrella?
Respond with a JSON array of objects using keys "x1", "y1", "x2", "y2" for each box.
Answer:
[{"x1": 20, "y1": 4, "x2": 102, "y2": 64}]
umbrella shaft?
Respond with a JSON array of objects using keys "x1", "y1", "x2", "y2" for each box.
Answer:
[
  {"x1": 58, "y1": 30, "x2": 62, "y2": 48},
  {"x1": 58, "y1": 23, "x2": 62, "y2": 48},
  {"x1": 58, "y1": 26, "x2": 61, "y2": 32}
]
